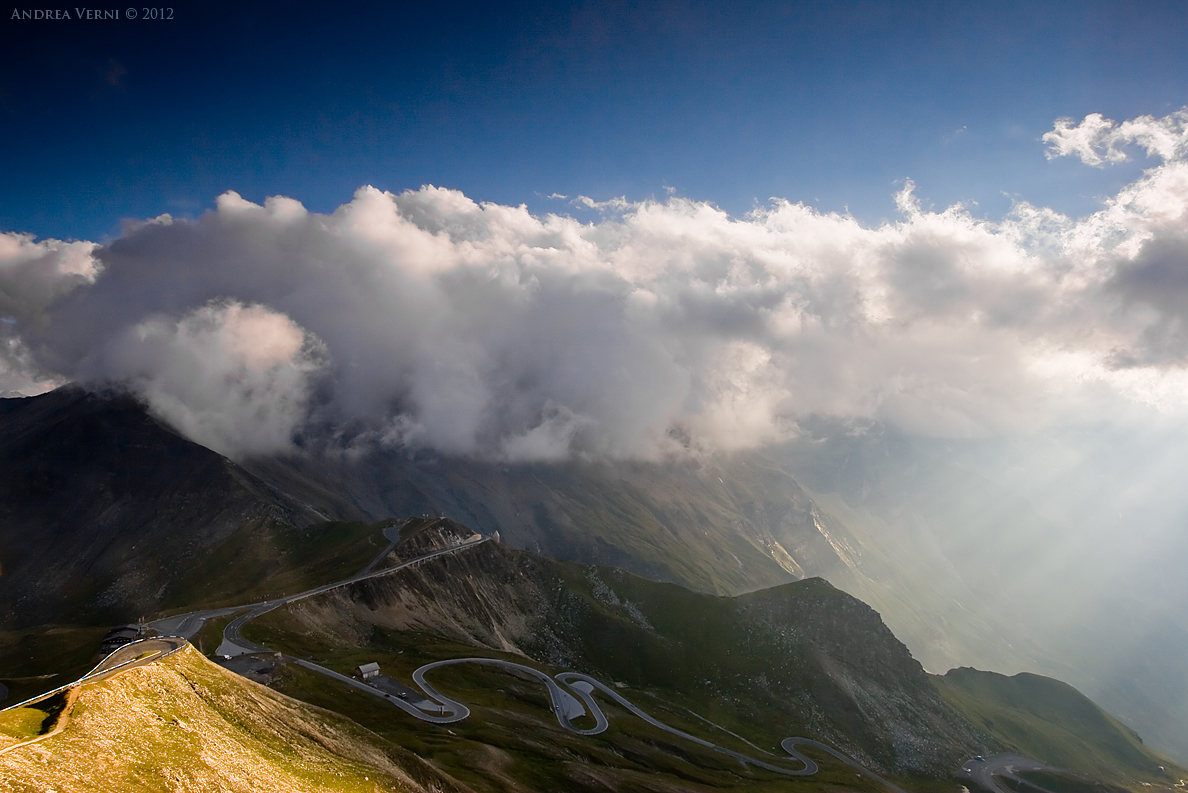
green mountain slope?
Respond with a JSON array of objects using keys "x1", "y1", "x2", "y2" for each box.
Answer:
[
  {"x1": 0, "y1": 387, "x2": 864, "y2": 622},
  {"x1": 935, "y1": 667, "x2": 1182, "y2": 787},
  {"x1": 7, "y1": 386, "x2": 1185, "y2": 784}
]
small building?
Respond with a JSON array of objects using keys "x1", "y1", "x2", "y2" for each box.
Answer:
[
  {"x1": 100, "y1": 625, "x2": 142, "y2": 654},
  {"x1": 354, "y1": 662, "x2": 380, "y2": 681}
]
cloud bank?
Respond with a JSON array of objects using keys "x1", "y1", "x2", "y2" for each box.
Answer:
[{"x1": 5, "y1": 109, "x2": 1188, "y2": 460}]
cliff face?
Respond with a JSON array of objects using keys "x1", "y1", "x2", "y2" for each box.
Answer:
[
  {"x1": 265, "y1": 541, "x2": 991, "y2": 776},
  {"x1": 0, "y1": 387, "x2": 324, "y2": 627}
]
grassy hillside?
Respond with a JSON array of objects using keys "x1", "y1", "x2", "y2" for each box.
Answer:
[
  {"x1": 0, "y1": 706, "x2": 45, "y2": 749},
  {"x1": 239, "y1": 535, "x2": 1188, "y2": 792},
  {"x1": 0, "y1": 645, "x2": 468, "y2": 793},
  {"x1": 934, "y1": 667, "x2": 1186, "y2": 787},
  {"x1": 270, "y1": 646, "x2": 896, "y2": 793},
  {"x1": 0, "y1": 518, "x2": 402, "y2": 705}
]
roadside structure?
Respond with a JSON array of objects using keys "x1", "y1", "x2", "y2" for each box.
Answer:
[{"x1": 100, "y1": 625, "x2": 142, "y2": 654}]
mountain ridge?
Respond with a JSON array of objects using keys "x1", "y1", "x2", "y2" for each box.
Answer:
[{"x1": 0, "y1": 386, "x2": 331, "y2": 626}]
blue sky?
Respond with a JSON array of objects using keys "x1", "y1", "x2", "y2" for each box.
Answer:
[{"x1": 2, "y1": 0, "x2": 1185, "y2": 241}]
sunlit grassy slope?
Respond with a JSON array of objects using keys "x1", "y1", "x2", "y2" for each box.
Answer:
[
  {"x1": 0, "y1": 707, "x2": 44, "y2": 749},
  {"x1": 0, "y1": 645, "x2": 467, "y2": 793}
]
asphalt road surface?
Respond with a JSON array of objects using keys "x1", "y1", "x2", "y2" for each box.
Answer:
[
  {"x1": 416, "y1": 658, "x2": 593, "y2": 732},
  {"x1": 359, "y1": 521, "x2": 415, "y2": 575},
  {"x1": 781, "y1": 736, "x2": 908, "y2": 793},
  {"x1": 150, "y1": 606, "x2": 244, "y2": 640},
  {"x1": 958, "y1": 753, "x2": 1058, "y2": 793},
  {"x1": 87, "y1": 637, "x2": 187, "y2": 678}
]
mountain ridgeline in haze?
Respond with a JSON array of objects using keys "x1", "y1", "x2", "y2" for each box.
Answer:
[
  {"x1": 2, "y1": 384, "x2": 1187, "y2": 774},
  {"x1": 768, "y1": 417, "x2": 1188, "y2": 768}
]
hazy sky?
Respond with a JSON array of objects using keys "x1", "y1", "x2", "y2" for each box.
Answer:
[{"x1": 2, "y1": 0, "x2": 1186, "y2": 240}]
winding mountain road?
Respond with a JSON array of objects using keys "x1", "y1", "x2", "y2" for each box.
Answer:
[
  {"x1": 7, "y1": 527, "x2": 1051, "y2": 792},
  {"x1": 287, "y1": 651, "x2": 909, "y2": 789}
]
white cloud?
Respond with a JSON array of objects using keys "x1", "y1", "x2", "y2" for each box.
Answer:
[
  {"x1": 0, "y1": 231, "x2": 99, "y2": 321},
  {"x1": 0, "y1": 232, "x2": 99, "y2": 397},
  {"x1": 93, "y1": 301, "x2": 324, "y2": 458},
  {"x1": 1043, "y1": 109, "x2": 1188, "y2": 166},
  {"x1": 0, "y1": 334, "x2": 62, "y2": 397},
  {"x1": 6, "y1": 109, "x2": 1188, "y2": 459}
]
